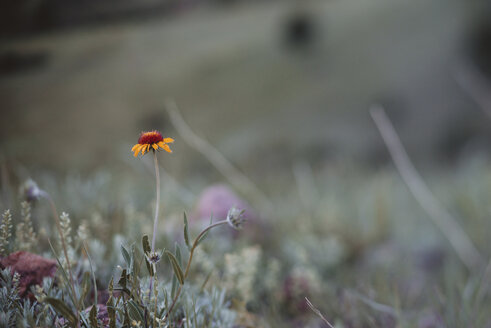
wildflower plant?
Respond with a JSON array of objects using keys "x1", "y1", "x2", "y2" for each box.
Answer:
[
  {"x1": 0, "y1": 131, "x2": 250, "y2": 327},
  {"x1": 0, "y1": 269, "x2": 22, "y2": 326},
  {"x1": 15, "y1": 201, "x2": 37, "y2": 252},
  {"x1": 131, "y1": 131, "x2": 174, "y2": 301},
  {"x1": 0, "y1": 210, "x2": 13, "y2": 256},
  {"x1": 6, "y1": 121, "x2": 491, "y2": 327},
  {"x1": 129, "y1": 131, "x2": 246, "y2": 325}
]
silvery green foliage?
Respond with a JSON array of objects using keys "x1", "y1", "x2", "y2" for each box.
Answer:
[
  {"x1": 16, "y1": 300, "x2": 39, "y2": 328},
  {"x1": 38, "y1": 171, "x2": 112, "y2": 216},
  {"x1": 86, "y1": 239, "x2": 111, "y2": 282},
  {"x1": 179, "y1": 287, "x2": 236, "y2": 328},
  {"x1": 40, "y1": 277, "x2": 63, "y2": 300},
  {"x1": 143, "y1": 278, "x2": 236, "y2": 328},
  {"x1": 0, "y1": 269, "x2": 20, "y2": 324},
  {"x1": 0, "y1": 269, "x2": 24, "y2": 327},
  {"x1": 0, "y1": 269, "x2": 57, "y2": 328},
  {"x1": 112, "y1": 234, "x2": 128, "y2": 267},
  {"x1": 0, "y1": 174, "x2": 243, "y2": 328},
  {"x1": 0, "y1": 311, "x2": 14, "y2": 328},
  {"x1": 224, "y1": 245, "x2": 261, "y2": 302}
]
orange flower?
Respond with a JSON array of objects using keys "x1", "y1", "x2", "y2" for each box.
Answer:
[{"x1": 131, "y1": 131, "x2": 174, "y2": 157}]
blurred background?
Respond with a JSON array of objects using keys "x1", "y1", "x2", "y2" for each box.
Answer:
[
  {"x1": 2, "y1": 0, "x2": 491, "y2": 177},
  {"x1": 2, "y1": 0, "x2": 491, "y2": 326}
]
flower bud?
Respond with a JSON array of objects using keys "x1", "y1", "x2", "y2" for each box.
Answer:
[
  {"x1": 146, "y1": 250, "x2": 163, "y2": 264},
  {"x1": 20, "y1": 179, "x2": 42, "y2": 202},
  {"x1": 226, "y1": 207, "x2": 246, "y2": 230}
]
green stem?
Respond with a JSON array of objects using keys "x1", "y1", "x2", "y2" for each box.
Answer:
[
  {"x1": 148, "y1": 150, "x2": 161, "y2": 301},
  {"x1": 151, "y1": 150, "x2": 161, "y2": 252},
  {"x1": 163, "y1": 220, "x2": 228, "y2": 321}
]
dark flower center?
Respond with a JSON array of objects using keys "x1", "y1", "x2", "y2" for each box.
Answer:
[{"x1": 138, "y1": 131, "x2": 163, "y2": 144}]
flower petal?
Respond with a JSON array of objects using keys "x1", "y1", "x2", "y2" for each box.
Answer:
[
  {"x1": 133, "y1": 144, "x2": 143, "y2": 157},
  {"x1": 163, "y1": 138, "x2": 174, "y2": 143},
  {"x1": 162, "y1": 144, "x2": 172, "y2": 153},
  {"x1": 157, "y1": 141, "x2": 165, "y2": 148},
  {"x1": 152, "y1": 143, "x2": 158, "y2": 150},
  {"x1": 141, "y1": 144, "x2": 148, "y2": 155}
]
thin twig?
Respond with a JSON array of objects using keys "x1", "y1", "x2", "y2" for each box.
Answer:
[
  {"x1": 370, "y1": 105, "x2": 483, "y2": 270},
  {"x1": 165, "y1": 100, "x2": 273, "y2": 212},
  {"x1": 305, "y1": 297, "x2": 334, "y2": 328}
]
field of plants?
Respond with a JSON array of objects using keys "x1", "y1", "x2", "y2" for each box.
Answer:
[
  {"x1": 1, "y1": 110, "x2": 491, "y2": 327},
  {"x1": 1, "y1": 0, "x2": 491, "y2": 327}
]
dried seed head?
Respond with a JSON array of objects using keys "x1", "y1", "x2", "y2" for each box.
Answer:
[
  {"x1": 226, "y1": 207, "x2": 246, "y2": 230},
  {"x1": 21, "y1": 179, "x2": 42, "y2": 202},
  {"x1": 146, "y1": 250, "x2": 163, "y2": 264}
]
